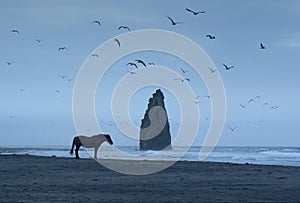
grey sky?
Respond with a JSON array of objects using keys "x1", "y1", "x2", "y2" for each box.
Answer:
[{"x1": 0, "y1": 0, "x2": 300, "y2": 146}]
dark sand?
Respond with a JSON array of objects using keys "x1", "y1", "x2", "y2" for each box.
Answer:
[{"x1": 1, "y1": 155, "x2": 300, "y2": 202}]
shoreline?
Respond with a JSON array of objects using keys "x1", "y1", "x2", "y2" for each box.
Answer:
[{"x1": 1, "y1": 154, "x2": 300, "y2": 202}]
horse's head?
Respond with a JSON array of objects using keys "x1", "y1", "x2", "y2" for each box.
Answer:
[{"x1": 104, "y1": 134, "x2": 113, "y2": 145}]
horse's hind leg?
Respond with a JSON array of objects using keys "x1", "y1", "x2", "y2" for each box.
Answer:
[{"x1": 75, "y1": 144, "x2": 81, "y2": 159}]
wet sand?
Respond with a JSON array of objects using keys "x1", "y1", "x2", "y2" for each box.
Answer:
[{"x1": 0, "y1": 155, "x2": 300, "y2": 202}]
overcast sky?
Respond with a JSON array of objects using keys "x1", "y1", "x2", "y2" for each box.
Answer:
[{"x1": 0, "y1": 0, "x2": 300, "y2": 147}]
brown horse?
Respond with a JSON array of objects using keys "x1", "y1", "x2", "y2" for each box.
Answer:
[{"x1": 70, "y1": 134, "x2": 113, "y2": 159}]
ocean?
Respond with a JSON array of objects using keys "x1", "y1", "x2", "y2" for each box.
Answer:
[{"x1": 0, "y1": 146, "x2": 299, "y2": 167}]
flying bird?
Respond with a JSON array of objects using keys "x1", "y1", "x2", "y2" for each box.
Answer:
[
  {"x1": 114, "y1": 38, "x2": 121, "y2": 47},
  {"x1": 6, "y1": 62, "x2": 13, "y2": 66},
  {"x1": 58, "y1": 47, "x2": 68, "y2": 51},
  {"x1": 11, "y1": 29, "x2": 19, "y2": 34},
  {"x1": 57, "y1": 75, "x2": 67, "y2": 79},
  {"x1": 248, "y1": 98, "x2": 255, "y2": 103},
  {"x1": 228, "y1": 126, "x2": 238, "y2": 131},
  {"x1": 271, "y1": 106, "x2": 279, "y2": 109},
  {"x1": 186, "y1": 8, "x2": 206, "y2": 15},
  {"x1": 208, "y1": 67, "x2": 217, "y2": 73},
  {"x1": 92, "y1": 20, "x2": 101, "y2": 26},
  {"x1": 126, "y1": 62, "x2": 138, "y2": 69},
  {"x1": 206, "y1": 34, "x2": 215, "y2": 39},
  {"x1": 174, "y1": 77, "x2": 190, "y2": 82},
  {"x1": 180, "y1": 68, "x2": 189, "y2": 74},
  {"x1": 260, "y1": 43, "x2": 265, "y2": 49},
  {"x1": 167, "y1": 16, "x2": 183, "y2": 25},
  {"x1": 128, "y1": 71, "x2": 137, "y2": 74},
  {"x1": 223, "y1": 63, "x2": 234, "y2": 70},
  {"x1": 148, "y1": 62, "x2": 155, "y2": 65},
  {"x1": 35, "y1": 39, "x2": 42, "y2": 43},
  {"x1": 240, "y1": 104, "x2": 246, "y2": 108},
  {"x1": 204, "y1": 95, "x2": 213, "y2": 99},
  {"x1": 135, "y1": 59, "x2": 147, "y2": 67},
  {"x1": 91, "y1": 54, "x2": 99, "y2": 58},
  {"x1": 118, "y1": 26, "x2": 131, "y2": 31},
  {"x1": 263, "y1": 102, "x2": 269, "y2": 106}
]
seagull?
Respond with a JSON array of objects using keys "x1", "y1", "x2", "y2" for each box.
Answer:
[
  {"x1": 174, "y1": 77, "x2": 190, "y2": 82},
  {"x1": 204, "y1": 95, "x2": 213, "y2": 99},
  {"x1": 206, "y1": 34, "x2": 215, "y2": 39},
  {"x1": 263, "y1": 102, "x2": 269, "y2": 106},
  {"x1": 223, "y1": 63, "x2": 234, "y2": 70},
  {"x1": 128, "y1": 70, "x2": 137, "y2": 74},
  {"x1": 6, "y1": 62, "x2": 13, "y2": 66},
  {"x1": 186, "y1": 8, "x2": 206, "y2": 15},
  {"x1": 118, "y1": 26, "x2": 131, "y2": 31},
  {"x1": 92, "y1": 20, "x2": 101, "y2": 26},
  {"x1": 135, "y1": 59, "x2": 147, "y2": 67},
  {"x1": 180, "y1": 68, "x2": 189, "y2": 74},
  {"x1": 11, "y1": 29, "x2": 19, "y2": 34},
  {"x1": 248, "y1": 98, "x2": 255, "y2": 103},
  {"x1": 167, "y1": 16, "x2": 183, "y2": 25},
  {"x1": 148, "y1": 62, "x2": 155, "y2": 65},
  {"x1": 271, "y1": 106, "x2": 279, "y2": 109},
  {"x1": 260, "y1": 43, "x2": 265, "y2": 49},
  {"x1": 57, "y1": 75, "x2": 67, "y2": 79},
  {"x1": 240, "y1": 104, "x2": 246, "y2": 108},
  {"x1": 126, "y1": 62, "x2": 138, "y2": 69},
  {"x1": 114, "y1": 38, "x2": 121, "y2": 47},
  {"x1": 35, "y1": 39, "x2": 42, "y2": 43},
  {"x1": 208, "y1": 67, "x2": 217, "y2": 73},
  {"x1": 91, "y1": 54, "x2": 99, "y2": 58},
  {"x1": 58, "y1": 47, "x2": 68, "y2": 51},
  {"x1": 228, "y1": 126, "x2": 238, "y2": 131}
]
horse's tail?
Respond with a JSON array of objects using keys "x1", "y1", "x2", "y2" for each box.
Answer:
[{"x1": 70, "y1": 137, "x2": 76, "y2": 154}]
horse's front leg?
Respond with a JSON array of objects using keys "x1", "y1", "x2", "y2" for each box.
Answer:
[{"x1": 94, "y1": 147, "x2": 99, "y2": 159}]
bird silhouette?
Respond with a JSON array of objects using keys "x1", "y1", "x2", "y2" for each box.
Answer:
[
  {"x1": 57, "y1": 75, "x2": 67, "y2": 79},
  {"x1": 260, "y1": 43, "x2": 265, "y2": 49},
  {"x1": 114, "y1": 38, "x2": 121, "y2": 47},
  {"x1": 167, "y1": 16, "x2": 183, "y2": 25},
  {"x1": 35, "y1": 39, "x2": 42, "y2": 43},
  {"x1": 271, "y1": 106, "x2": 279, "y2": 109},
  {"x1": 92, "y1": 20, "x2": 101, "y2": 26},
  {"x1": 223, "y1": 63, "x2": 234, "y2": 70},
  {"x1": 263, "y1": 102, "x2": 269, "y2": 106},
  {"x1": 206, "y1": 34, "x2": 215, "y2": 39},
  {"x1": 6, "y1": 62, "x2": 13, "y2": 66},
  {"x1": 127, "y1": 62, "x2": 138, "y2": 69},
  {"x1": 208, "y1": 67, "x2": 217, "y2": 73},
  {"x1": 240, "y1": 104, "x2": 246, "y2": 108},
  {"x1": 91, "y1": 54, "x2": 99, "y2": 58},
  {"x1": 228, "y1": 126, "x2": 237, "y2": 131},
  {"x1": 248, "y1": 98, "x2": 255, "y2": 103},
  {"x1": 148, "y1": 62, "x2": 155, "y2": 65},
  {"x1": 128, "y1": 71, "x2": 137, "y2": 74},
  {"x1": 58, "y1": 47, "x2": 68, "y2": 51},
  {"x1": 135, "y1": 59, "x2": 147, "y2": 67},
  {"x1": 204, "y1": 95, "x2": 213, "y2": 99},
  {"x1": 180, "y1": 68, "x2": 189, "y2": 73},
  {"x1": 11, "y1": 29, "x2": 19, "y2": 34},
  {"x1": 186, "y1": 8, "x2": 206, "y2": 15},
  {"x1": 174, "y1": 77, "x2": 190, "y2": 82},
  {"x1": 118, "y1": 26, "x2": 131, "y2": 31}
]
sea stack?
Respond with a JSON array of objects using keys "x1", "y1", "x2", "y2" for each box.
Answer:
[{"x1": 139, "y1": 89, "x2": 172, "y2": 150}]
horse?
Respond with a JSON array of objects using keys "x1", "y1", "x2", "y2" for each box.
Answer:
[{"x1": 70, "y1": 134, "x2": 113, "y2": 159}]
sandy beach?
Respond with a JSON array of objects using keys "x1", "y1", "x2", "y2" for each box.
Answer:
[{"x1": 0, "y1": 155, "x2": 299, "y2": 202}]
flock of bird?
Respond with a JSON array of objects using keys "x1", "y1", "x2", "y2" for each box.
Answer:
[{"x1": 4, "y1": 5, "x2": 277, "y2": 138}]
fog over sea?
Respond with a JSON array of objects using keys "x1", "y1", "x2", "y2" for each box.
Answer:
[{"x1": 1, "y1": 146, "x2": 299, "y2": 167}]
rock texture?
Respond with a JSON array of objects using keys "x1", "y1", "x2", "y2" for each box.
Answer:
[{"x1": 139, "y1": 89, "x2": 172, "y2": 150}]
